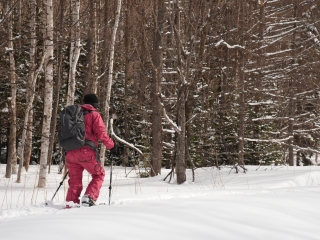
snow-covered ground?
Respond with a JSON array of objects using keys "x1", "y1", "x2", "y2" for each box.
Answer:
[{"x1": 0, "y1": 164, "x2": 320, "y2": 240}]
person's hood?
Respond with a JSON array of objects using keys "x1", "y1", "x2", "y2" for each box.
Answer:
[{"x1": 81, "y1": 104, "x2": 97, "y2": 111}]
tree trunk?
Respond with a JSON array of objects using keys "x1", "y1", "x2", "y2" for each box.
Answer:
[
  {"x1": 38, "y1": 0, "x2": 54, "y2": 188},
  {"x1": 176, "y1": 89, "x2": 186, "y2": 184},
  {"x1": 6, "y1": 0, "x2": 17, "y2": 178},
  {"x1": 99, "y1": 0, "x2": 110, "y2": 121},
  {"x1": 67, "y1": 0, "x2": 81, "y2": 106},
  {"x1": 100, "y1": 0, "x2": 122, "y2": 164},
  {"x1": 237, "y1": 1, "x2": 245, "y2": 167},
  {"x1": 150, "y1": 0, "x2": 165, "y2": 177},
  {"x1": 17, "y1": 0, "x2": 39, "y2": 182},
  {"x1": 24, "y1": 109, "x2": 33, "y2": 171},
  {"x1": 185, "y1": 0, "x2": 212, "y2": 172},
  {"x1": 288, "y1": 91, "x2": 294, "y2": 166},
  {"x1": 47, "y1": 0, "x2": 65, "y2": 174},
  {"x1": 288, "y1": 1, "x2": 298, "y2": 166},
  {"x1": 83, "y1": 0, "x2": 98, "y2": 94},
  {"x1": 238, "y1": 59, "x2": 245, "y2": 166},
  {"x1": 122, "y1": 0, "x2": 131, "y2": 167},
  {"x1": 174, "y1": 0, "x2": 186, "y2": 184}
]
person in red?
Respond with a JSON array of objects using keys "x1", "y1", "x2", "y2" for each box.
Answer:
[{"x1": 65, "y1": 94, "x2": 116, "y2": 207}]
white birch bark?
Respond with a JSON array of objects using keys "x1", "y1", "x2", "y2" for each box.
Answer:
[
  {"x1": 17, "y1": 0, "x2": 38, "y2": 182},
  {"x1": 24, "y1": 109, "x2": 33, "y2": 171},
  {"x1": 67, "y1": 0, "x2": 81, "y2": 106},
  {"x1": 17, "y1": 54, "x2": 46, "y2": 181},
  {"x1": 5, "y1": 0, "x2": 17, "y2": 178},
  {"x1": 38, "y1": 0, "x2": 54, "y2": 188},
  {"x1": 99, "y1": 0, "x2": 122, "y2": 164},
  {"x1": 47, "y1": 0, "x2": 65, "y2": 174}
]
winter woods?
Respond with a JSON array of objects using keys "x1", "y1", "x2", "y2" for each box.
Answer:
[{"x1": 0, "y1": 0, "x2": 320, "y2": 185}]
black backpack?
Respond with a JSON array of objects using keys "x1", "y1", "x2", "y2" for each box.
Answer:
[{"x1": 58, "y1": 105, "x2": 95, "y2": 151}]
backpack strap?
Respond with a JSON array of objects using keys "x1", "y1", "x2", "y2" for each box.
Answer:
[
  {"x1": 82, "y1": 110, "x2": 100, "y2": 162},
  {"x1": 83, "y1": 110, "x2": 95, "y2": 115}
]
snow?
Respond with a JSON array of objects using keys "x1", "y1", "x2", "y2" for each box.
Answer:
[
  {"x1": 1, "y1": 164, "x2": 320, "y2": 240},
  {"x1": 162, "y1": 105, "x2": 181, "y2": 132},
  {"x1": 215, "y1": 39, "x2": 245, "y2": 49}
]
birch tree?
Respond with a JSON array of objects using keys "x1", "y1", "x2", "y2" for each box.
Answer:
[
  {"x1": 99, "y1": 0, "x2": 122, "y2": 164},
  {"x1": 17, "y1": 0, "x2": 41, "y2": 182},
  {"x1": 38, "y1": 0, "x2": 54, "y2": 188},
  {"x1": 67, "y1": 0, "x2": 81, "y2": 106},
  {"x1": 47, "y1": 0, "x2": 65, "y2": 173},
  {"x1": 0, "y1": 0, "x2": 319, "y2": 173}
]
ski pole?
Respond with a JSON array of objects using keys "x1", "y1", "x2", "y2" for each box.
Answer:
[
  {"x1": 108, "y1": 154, "x2": 114, "y2": 206},
  {"x1": 47, "y1": 171, "x2": 69, "y2": 204}
]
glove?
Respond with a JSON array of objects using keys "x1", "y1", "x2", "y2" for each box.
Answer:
[{"x1": 110, "y1": 145, "x2": 117, "y2": 156}]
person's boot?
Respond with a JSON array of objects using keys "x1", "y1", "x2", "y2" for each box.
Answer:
[{"x1": 81, "y1": 195, "x2": 96, "y2": 207}]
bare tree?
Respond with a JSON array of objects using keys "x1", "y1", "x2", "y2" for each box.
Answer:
[
  {"x1": 5, "y1": 0, "x2": 17, "y2": 178},
  {"x1": 38, "y1": 0, "x2": 54, "y2": 188},
  {"x1": 17, "y1": 0, "x2": 42, "y2": 181},
  {"x1": 83, "y1": 0, "x2": 98, "y2": 94},
  {"x1": 1, "y1": 0, "x2": 320, "y2": 181},
  {"x1": 99, "y1": 0, "x2": 122, "y2": 164},
  {"x1": 47, "y1": 0, "x2": 66, "y2": 173},
  {"x1": 67, "y1": 0, "x2": 81, "y2": 106},
  {"x1": 150, "y1": 0, "x2": 165, "y2": 177}
]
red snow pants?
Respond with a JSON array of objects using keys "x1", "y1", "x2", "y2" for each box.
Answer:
[{"x1": 65, "y1": 146, "x2": 105, "y2": 204}]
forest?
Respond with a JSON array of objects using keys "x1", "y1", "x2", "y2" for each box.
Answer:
[{"x1": 0, "y1": 0, "x2": 320, "y2": 185}]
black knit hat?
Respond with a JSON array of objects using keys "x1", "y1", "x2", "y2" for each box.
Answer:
[{"x1": 83, "y1": 94, "x2": 99, "y2": 108}]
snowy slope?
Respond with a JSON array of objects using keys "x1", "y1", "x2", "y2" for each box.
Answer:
[{"x1": 0, "y1": 165, "x2": 320, "y2": 240}]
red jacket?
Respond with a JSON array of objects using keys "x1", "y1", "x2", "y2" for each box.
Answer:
[{"x1": 82, "y1": 104, "x2": 114, "y2": 150}]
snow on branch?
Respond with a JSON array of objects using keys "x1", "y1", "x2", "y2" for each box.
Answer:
[
  {"x1": 248, "y1": 101, "x2": 274, "y2": 106},
  {"x1": 285, "y1": 143, "x2": 320, "y2": 155},
  {"x1": 295, "y1": 128, "x2": 320, "y2": 133},
  {"x1": 245, "y1": 137, "x2": 320, "y2": 154},
  {"x1": 252, "y1": 116, "x2": 289, "y2": 121},
  {"x1": 265, "y1": 48, "x2": 293, "y2": 57},
  {"x1": 110, "y1": 116, "x2": 144, "y2": 157},
  {"x1": 306, "y1": 26, "x2": 320, "y2": 48},
  {"x1": 215, "y1": 40, "x2": 245, "y2": 49},
  {"x1": 186, "y1": 114, "x2": 198, "y2": 124},
  {"x1": 163, "y1": 141, "x2": 175, "y2": 148},
  {"x1": 264, "y1": 25, "x2": 302, "y2": 40},
  {"x1": 244, "y1": 136, "x2": 293, "y2": 144},
  {"x1": 162, "y1": 104, "x2": 181, "y2": 133},
  {"x1": 294, "y1": 90, "x2": 315, "y2": 96}
]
